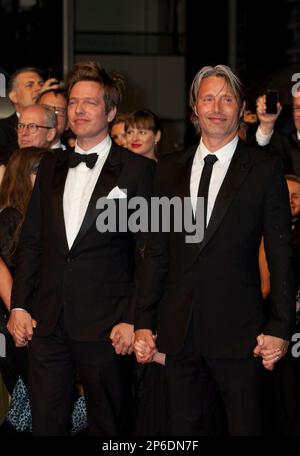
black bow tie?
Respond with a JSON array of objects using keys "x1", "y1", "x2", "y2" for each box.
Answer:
[{"x1": 69, "y1": 152, "x2": 98, "y2": 169}]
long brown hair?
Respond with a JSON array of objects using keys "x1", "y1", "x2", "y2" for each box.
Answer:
[{"x1": 0, "y1": 147, "x2": 47, "y2": 257}]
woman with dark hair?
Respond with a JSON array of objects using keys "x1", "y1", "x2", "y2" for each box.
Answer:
[
  {"x1": 0, "y1": 147, "x2": 46, "y2": 433},
  {"x1": 125, "y1": 109, "x2": 161, "y2": 161},
  {"x1": 0, "y1": 147, "x2": 46, "y2": 270},
  {"x1": 110, "y1": 112, "x2": 129, "y2": 148},
  {"x1": 0, "y1": 147, "x2": 88, "y2": 434}
]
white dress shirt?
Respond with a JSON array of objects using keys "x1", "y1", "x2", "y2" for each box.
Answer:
[
  {"x1": 256, "y1": 126, "x2": 300, "y2": 145},
  {"x1": 256, "y1": 126, "x2": 274, "y2": 146},
  {"x1": 63, "y1": 135, "x2": 112, "y2": 249},
  {"x1": 51, "y1": 140, "x2": 66, "y2": 150},
  {"x1": 190, "y1": 136, "x2": 238, "y2": 225}
]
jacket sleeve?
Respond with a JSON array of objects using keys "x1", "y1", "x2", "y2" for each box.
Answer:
[
  {"x1": 134, "y1": 160, "x2": 170, "y2": 332},
  {"x1": 121, "y1": 159, "x2": 157, "y2": 324},
  {"x1": 263, "y1": 158, "x2": 296, "y2": 339},
  {"x1": 10, "y1": 166, "x2": 43, "y2": 313}
]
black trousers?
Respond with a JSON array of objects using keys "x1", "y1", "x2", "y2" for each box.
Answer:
[
  {"x1": 165, "y1": 328, "x2": 264, "y2": 436},
  {"x1": 28, "y1": 319, "x2": 121, "y2": 436}
]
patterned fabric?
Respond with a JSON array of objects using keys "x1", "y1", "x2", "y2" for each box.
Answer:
[
  {"x1": 6, "y1": 378, "x2": 31, "y2": 432},
  {"x1": 6, "y1": 378, "x2": 88, "y2": 434},
  {"x1": 71, "y1": 395, "x2": 88, "y2": 434}
]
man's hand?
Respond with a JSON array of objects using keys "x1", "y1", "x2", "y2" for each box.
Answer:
[
  {"x1": 7, "y1": 310, "x2": 36, "y2": 347},
  {"x1": 256, "y1": 95, "x2": 282, "y2": 135},
  {"x1": 134, "y1": 339, "x2": 156, "y2": 363},
  {"x1": 134, "y1": 329, "x2": 157, "y2": 364},
  {"x1": 253, "y1": 333, "x2": 289, "y2": 371},
  {"x1": 40, "y1": 78, "x2": 61, "y2": 94},
  {"x1": 110, "y1": 323, "x2": 134, "y2": 355}
]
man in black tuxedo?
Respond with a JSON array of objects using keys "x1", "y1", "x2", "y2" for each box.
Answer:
[
  {"x1": 8, "y1": 61, "x2": 155, "y2": 435},
  {"x1": 134, "y1": 65, "x2": 295, "y2": 435}
]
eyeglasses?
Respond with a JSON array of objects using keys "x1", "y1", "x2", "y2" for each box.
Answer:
[
  {"x1": 41, "y1": 104, "x2": 67, "y2": 116},
  {"x1": 16, "y1": 123, "x2": 54, "y2": 134}
]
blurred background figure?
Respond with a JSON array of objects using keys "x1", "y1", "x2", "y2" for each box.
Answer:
[
  {"x1": 0, "y1": 68, "x2": 45, "y2": 157},
  {"x1": 238, "y1": 108, "x2": 258, "y2": 142},
  {"x1": 254, "y1": 89, "x2": 300, "y2": 176},
  {"x1": 125, "y1": 109, "x2": 161, "y2": 161},
  {"x1": 110, "y1": 112, "x2": 129, "y2": 147},
  {"x1": 0, "y1": 105, "x2": 57, "y2": 186},
  {"x1": 259, "y1": 174, "x2": 300, "y2": 435},
  {"x1": 16, "y1": 105, "x2": 56, "y2": 150},
  {"x1": 36, "y1": 87, "x2": 68, "y2": 150},
  {"x1": 0, "y1": 147, "x2": 46, "y2": 433},
  {"x1": 64, "y1": 129, "x2": 76, "y2": 149},
  {"x1": 0, "y1": 67, "x2": 61, "y2": 165}
]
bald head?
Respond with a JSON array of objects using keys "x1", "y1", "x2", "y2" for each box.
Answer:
[{"x1": 18, "y1": 105, "x2": 57, "y2": 148}]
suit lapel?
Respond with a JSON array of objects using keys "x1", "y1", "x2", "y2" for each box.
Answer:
[
  {"x1": 51, "y1": 149, "x2": 70, "y2": 255},
  {"x1": 172, "y1": 146, "x2": 201, "y2": 259},
  {"x1": 198, "y1": 139, "x2": 252, "y2": 253},
  {"x1": 174, "y1": 145, "x2": 197, "y2": 199},
  {"x1": 70, "y1": 143, "x2": 123, "y2": 252}
]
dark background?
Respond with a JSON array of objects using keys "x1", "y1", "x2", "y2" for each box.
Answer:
[
  {"x1": 1, "y1": 0, "x2": 299, "y2": 149},
  {"x1": 0, "y1": 1, "x2": 297, "y2": 92}
]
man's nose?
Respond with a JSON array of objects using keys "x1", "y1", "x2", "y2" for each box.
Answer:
[
  {"x1": 213, "y1": 98, "x2": 221, "y2": 112},
  {"x1": 75, "y1": 101, "x2": 85, "y2": 114},
  {"x1": 19, "y1": 126, "x2": 29, "y2": 135},
  {"x1": 35, "y1": 83, "x2": 43, "y2": 93}
]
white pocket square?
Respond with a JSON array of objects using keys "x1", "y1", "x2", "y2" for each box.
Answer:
[{"x1": 107, "y1": 186, "x2": 127, "y2": 199}]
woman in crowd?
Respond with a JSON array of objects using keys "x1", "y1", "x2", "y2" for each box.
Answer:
[
  {"x1": 0, "y1": 147, "x2": 88, "y2": 434},
  {"x1": 110, "y1": 112, "x2": 129, "y2": 147},
  {"x1": 0, "y1": 147, "x2": 47, "y2": 433},
  {"x1": 125, "y1": 109, "x2": 161, "y2": 161}
]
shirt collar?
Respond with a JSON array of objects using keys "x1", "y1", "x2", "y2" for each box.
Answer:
[
  {"x1": 75, "y1": 135, "x2": 112, "y2": 156},
  {"x1": 198, "y1": 135, "x2": 238, "y2": 164},
  {"x1": 51, "y1": 140, "x2": 66, "y2": 150},
  {"x1": 297, "y1": 131, "x2": 300, "y2": 141}
]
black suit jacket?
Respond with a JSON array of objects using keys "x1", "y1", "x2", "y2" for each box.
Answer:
[
  {"x1": 135, "y1": 139, "x2": 295, "y2": 358},
  {"x1": 11, "y1": 143, "x2": 156, "y2": 341},
  {"x1": 250, "y1": 128, "x2": 300, "y2": 176},
  {"x1": 0, "y1": 113, "x2": 18, "y2": 164},
  {"x1": 292, "y1": 217, "x2": 300, "y2": 288}
]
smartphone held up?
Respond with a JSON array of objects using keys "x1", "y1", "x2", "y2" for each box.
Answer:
[{"x1": 265, "y1": 90, "x2": 278, "y2": 114}]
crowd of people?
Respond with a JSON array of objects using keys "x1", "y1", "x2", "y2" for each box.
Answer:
[{"x1": 0, "y1": 60, "x2": 299, "y2": 436}]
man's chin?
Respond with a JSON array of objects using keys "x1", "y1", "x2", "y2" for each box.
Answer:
[{"x1": 20, "y1": 142, "x2": 33, "y2": 148}]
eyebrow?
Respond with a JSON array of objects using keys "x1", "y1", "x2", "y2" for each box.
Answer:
[
  {"x1": 24, "y1": 79, "x2": 44, "y2": 85},
  {"x1": 69, "y1": 96, "x2": 98, "y2": 101}
]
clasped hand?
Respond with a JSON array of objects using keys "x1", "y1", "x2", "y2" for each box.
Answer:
[
  {"x1": 7, "y1": 310, "x2": 37, "y2": 347},
  {"x1": 253, "y1": 333, "x2": 289, "y2": 371}
]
